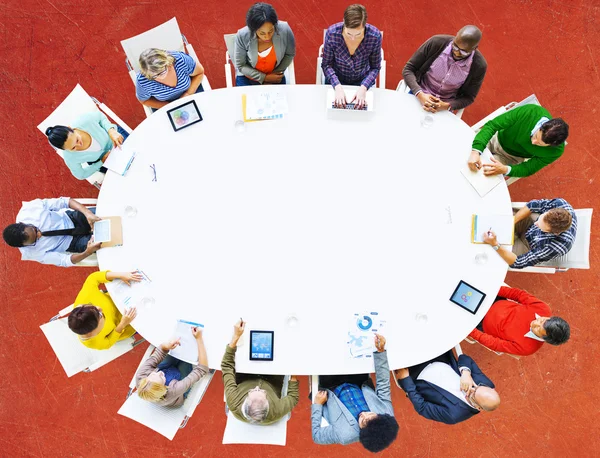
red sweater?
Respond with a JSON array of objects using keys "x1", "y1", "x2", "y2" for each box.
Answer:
[{"x1": 468, "y1": 286, "x2": 551, "y2": 356}]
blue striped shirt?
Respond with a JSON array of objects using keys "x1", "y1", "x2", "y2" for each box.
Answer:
[
  {"x1": 511, "y1": 198, "x2": 577, "y2": 269},
  {"x1": 136, "y1": 51, "x2": 196, "y2": 102}
]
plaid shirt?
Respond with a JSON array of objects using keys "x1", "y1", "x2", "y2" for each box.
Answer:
[
  {"x1": 511, "y1": 198, "x2": 577, "y2": 269},
  {"x1": 322, "y1": 22, "x2": 382, "y2": 89},
  {"x1": 333, "y1": 383, "x2": 370, "y2": 420}
]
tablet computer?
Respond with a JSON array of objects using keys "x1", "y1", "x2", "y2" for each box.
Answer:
[
  {"x1": 166, "y1": 100, "x2": 203, "y2": 132},
  {"x1": 250, "y1": 330, "x2": 274, "y2": 361},
  {"x1": 449, "y1": 280, "x2": 486, "y2": 315}
]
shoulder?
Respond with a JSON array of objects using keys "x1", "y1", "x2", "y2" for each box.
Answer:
[
  {"x1": 473, "y1": 49, "x2": 487, "y2": 69},
  {"x1": 276, "y1": 21, "x2": 293, "y2": 34},
  {"x1": 427, "y1": 34, "x2": 454, "y2": 48},
  {"x1": 516, "y1": 104, "x2": 551, "y2": 117},
  {"x1": 74, "y1": 112, "x2": 98, "y2": 126},
  {"x1": 365, "y1": 23, "x2": 382, "y2": 39},
  {"x1": 135, "y1": 72, "x2": 150, "y2": 87},
  {"x1": 326, "y1": 22, "x2": 344, "y2": 37},
  {"x1": 236, "y1": 26, "x2": 252, "y2": 41}
]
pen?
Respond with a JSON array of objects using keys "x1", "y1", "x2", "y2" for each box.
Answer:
[
  {"x1": 240, "y1": 317, "x2": 244, "y2": 325},
  {"x1": 487, "y1": 226, "x2": 493, "y2": 236}
]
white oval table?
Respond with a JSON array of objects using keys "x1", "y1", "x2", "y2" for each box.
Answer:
[{"x1": 97, "y1": 85, "x2": 511, "y2": 375}]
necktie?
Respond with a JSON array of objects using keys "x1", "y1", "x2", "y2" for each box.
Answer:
[{"x1": 42, "y1": 227, "x2": 90, "y2": 236}]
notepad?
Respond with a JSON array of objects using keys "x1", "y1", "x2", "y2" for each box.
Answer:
[
  {"x1": 168, "y1": 320, "x2": 204, "y2": 364},
  {"x1": 471, "y1": 214, "x2": 515, "y2": 245},
  {"x1": 242, "y1": 91, "x2": 288, "y2": 121},
  {"x1": 460, "y1": 149, "x2": 503, "y2": 197},
  {"x1": 104, "y1": 146, "x2": 136, "y2": 176}
]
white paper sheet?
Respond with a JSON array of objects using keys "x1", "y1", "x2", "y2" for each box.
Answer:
[
  {"x1": 110, "y1": 269, "x2": 154, "y2": 309},
  {"x1": 104, "y1": 146, "x2": 136, "y2": 176},
  {"x1": 460, "y1": 149, "x2": 503, "y2": 197},
  {"x1": 472, "y1": 214, "x2": 515, "y2": 245},
  {"x1": 347, "y1": 312, "x2": 386, "y2": 358},
  {"x1": 168, "y1": 320, "x2": 203, "y2": 363},
  {"x1": 93, "y1": 219, "x2": 111, "y2": 243},
  {"x1": 245, "y1": 92, "x2": 288, "y2": 120}
]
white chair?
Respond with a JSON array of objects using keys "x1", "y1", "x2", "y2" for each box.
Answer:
[
  {"x1": 120, "y1": 17, "x2": 212, "y2": 119},
  {"x1": 395, "y1": 80, "x2": 465, "y2": 119},
  {"x1": 471, "y1": 94, "x2": 541, "y2": 186},
  {"x1": 316, "y1": 30, "x2": 386, "y2": 88},
  {"x1": 222, "y1": 375, "x2": 291, "y2": 446},
  {"x1": 40, "y1": 304, "x2": 144, "y2": 378},
  {"x1": 36, "y1": 85, "x2": 133, "y2": 190},
  {"x1": 508, "y1": 202, "x2": 593, "y2": 273},
  {"x1": 118, "y1": 345, "x2": 216, "y2": 440},
  {"x1": 223, "y1": 31, "x2": 296, "y2": 88}
]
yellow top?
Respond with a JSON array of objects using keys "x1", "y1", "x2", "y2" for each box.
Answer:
[{"x1": 74, "y1": 271, "x2": 136, "y2": 350}]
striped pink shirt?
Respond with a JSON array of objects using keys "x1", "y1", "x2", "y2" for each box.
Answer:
[{"x1": 419, "y1": 43, "x2": 474, "y2": 101}]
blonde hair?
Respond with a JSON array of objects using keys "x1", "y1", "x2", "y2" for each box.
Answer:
[
  {"x1": 139, "y1": 48, "x2": 175, "y2": 79},
  {"x1": 137, "y1": 377, "x2": 168, "y2": 402}
]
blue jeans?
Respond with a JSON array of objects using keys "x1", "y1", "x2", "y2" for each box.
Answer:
[
  {"x1": 158, "y1": 355, "x2": 193, "y2": 398},
  {"x1": 236, "y1": 75, "x2": 286, "y2": 86},
  {"x1": 151, "y1": 84, "x2": 205, "y2": 113}
]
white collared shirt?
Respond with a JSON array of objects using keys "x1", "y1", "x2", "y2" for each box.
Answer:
[
  {"x1": 524, "y1": 313, "x2": 546, "y2": 342},
  {"x1": 417, "y1": 362, "x2": 471, "y2": 406}
]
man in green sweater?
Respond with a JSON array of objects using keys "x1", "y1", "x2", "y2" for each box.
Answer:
[
  {"x1": 467, "y1": 104, "x2": 569, "y2": 178},
  {"x1": 222, "y1": 320, "x2": 299, "y2": 425}
]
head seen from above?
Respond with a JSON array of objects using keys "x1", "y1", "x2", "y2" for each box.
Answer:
[
  {"x1": 247, "y1": 2, "x2": 278, "y2": 42},
  {"x1": 531, "y1": 316, "x2": 571, "y2": 345},
  {"x1": 532, "y1": 118, "x2": 569, "y2": 147},
  {"x1": 45, "y1": 125, "x2": 76, "y2": 150},
  {"x1": 453, "y1": 25, "x2": 482, "y2": 60},
  {"x1": 3, "y1": 222, "x2": 40, "y2": 248},
  {"x1": 137, "y1": 372, "x2": 168, "y2": 402},
  {"x1": 343, "y1": 4, "x2": 367, "y2": 41},
  {"x1": 67, "y1": 305, "x2": 104, "y2": 336},
  {"x1": 358, "y1": 412, "x2": 399, "y2": 453},
  {"x1": 139, "y1": 48, "x2": 175, "y2": 80},
  {"x1": 535, "y1": 208, "x2": 573, "y2": 234},
  {"x1": 467, "y1": 385, "x2": 501, "y2": 412},
  {"x1": 242, "y1": 386, "x2": 269, "y2": 423}
]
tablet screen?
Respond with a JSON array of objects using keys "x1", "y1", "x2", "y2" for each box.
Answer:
[
  {"x1": 450, "y1": 281, "x2": 486, "y2": 314},
  {"x1": 250, "y1": 331, "x2": 274, "y2": 361}
]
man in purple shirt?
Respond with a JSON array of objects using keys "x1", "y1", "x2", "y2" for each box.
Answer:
[
  {"x1": 322, "y1": 4, "x2": 382, "y2": 109},
  {"x1": 402, "y1": 26, "x2": 487, "y2": 113}
]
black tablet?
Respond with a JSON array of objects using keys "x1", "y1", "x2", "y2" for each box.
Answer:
[
  {"x1": 166, "y1": 100, "x2": 203, "y2": 132},
  {"x1": 449, "y1": 280, "x2": 486, "y2": 315},
  {"x1": 250, "y1": 330, "x2": 274, "y2": 361}
]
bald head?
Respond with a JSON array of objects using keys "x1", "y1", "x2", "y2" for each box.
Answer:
[
  {"x1": 456, "y1": 25, "x2": 482, "y2": 48},
  {"x1": 475, "y1": 386, "x2": 501, "y2": 412}
]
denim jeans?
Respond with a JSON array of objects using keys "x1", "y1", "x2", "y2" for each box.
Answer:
[
  {"x1": 65, "y1": 208, "x2": 95, "y2": 252},
  {"x1": 158, "y1": 355, "x2": 193, "y2": 398},
  {"x1": 235, "y1": 75, "x2": 286, "y2": 86}
]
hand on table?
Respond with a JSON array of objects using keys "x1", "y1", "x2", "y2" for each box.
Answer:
[
  {"x1": 483, "y1": 231, "x2": 498, "y2": 246},
  {"x1": 315, "y1": 390, "x2": 328, "y2": 405},
  {"x1": 351, "y1": 85, "x2": 368, "y2": 109},
  {"x1": 108, "y1": 128, "x2": 124, "y2": 147},
  {"x1": 483, "y1": 156, "x2": 509, "y2": 176},
  {"x1": 264, "y1": 72, "x2": 284, "y2": 84},
  {"x1": 374, "y1": 333, "x2": 386, "y2": 352},
  {"x1": 417, "y1": 92, "x2": 441, "y2": 113},
  {"x1": 119, "y1": 307, "x2": 137, "y2": 327},
  {"x1": 118, "y1": 271, "x2": 144, "y2": 286},
  {"x1": 467, "y1": 150, "x2": 483, "y2": 171},
  {"x1": 333, "y1": 85, "x2": 347, "y2": 108},
  {"x1": 160, "y1": 338, "x2": 181, "y2": 352}
]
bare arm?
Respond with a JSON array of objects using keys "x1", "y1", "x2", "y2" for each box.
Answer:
[
  {"x1": 513, "y1": 206, "x2": 532, "y2": 224},
  {"x1": 141, "y1": 98, "x2": 171, "y2": 109},
  {"x1": 181, "y1": 61, "x2": 204, "y2": 97}
]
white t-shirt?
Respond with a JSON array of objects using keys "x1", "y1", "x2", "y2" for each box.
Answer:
[{"x1": 84, "y1": 136, "x2": 103, "y2": 154}]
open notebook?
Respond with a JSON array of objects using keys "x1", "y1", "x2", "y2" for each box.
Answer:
[{"x1": 471, "y1": 214, "x2": 515, "y2": 245}]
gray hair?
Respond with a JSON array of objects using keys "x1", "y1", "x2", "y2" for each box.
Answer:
[
  {"x1": 138, "y1": 48, "x2": 175, "y2": 79},
  {"x1": 241, "y1": 395, "x2": 269, "y2": 423}
]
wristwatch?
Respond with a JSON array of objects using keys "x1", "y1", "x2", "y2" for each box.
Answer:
[{"x1": 493, "y1": 245, "x2": 500, "y2": 251}]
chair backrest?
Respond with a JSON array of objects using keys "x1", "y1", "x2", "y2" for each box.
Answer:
[
  {"x1": 222, "y1": 375, "x2": 290, "y2": 445},
  {"x1": 40, "y1": 316, "x2": 134, "y2": 377},
  {"x1": 119, "y1": 347, "x2": 215, "y2": 440},
  {"x1": 537, "y1": 208, "x2": 593, "y2": 269},
  {"x1": 508, "y1": 93, "x2": 541, "y2": 110},
  {"x1": 224, "y1": 33, "x2": 236, "y2": 63},
  {"x1": 121, "y1": 17, "x2": 185, "y2": 73}
]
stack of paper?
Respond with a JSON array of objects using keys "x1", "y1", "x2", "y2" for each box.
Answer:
[
  {"x1": 104, "y1": 146, "x2": 136, "y2": 176},
  {"x1": 242, "y1": 92, "x2": 288, "y2": 121},
  {"x1": 460, "y1": 149, "x2": 503, "y2": 197}
]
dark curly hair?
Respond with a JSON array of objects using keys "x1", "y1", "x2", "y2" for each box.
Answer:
[
  {"x1": 68, "y1": 305, "x2": 101, "y2": 335},
  {"x1": 359, "y1": 413, "x2": 399, "y2": 453}
]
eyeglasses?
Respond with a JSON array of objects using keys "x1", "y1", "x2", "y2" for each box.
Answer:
[
  {"x1": 248, "y1": 386, "x2": 266, "y2": 394},
  {"x1": 23, "y1": 224, "x2": 39, "y2": 247},
  {"x1": 452, "y1": 42, "x2": 473, "y2": 57},
  {"x1": 151, "y1": 67, "x2": 169, "y2": 80},
  {"x1": 466, "y1": 384, "x2": 489, "y2": 410}
]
